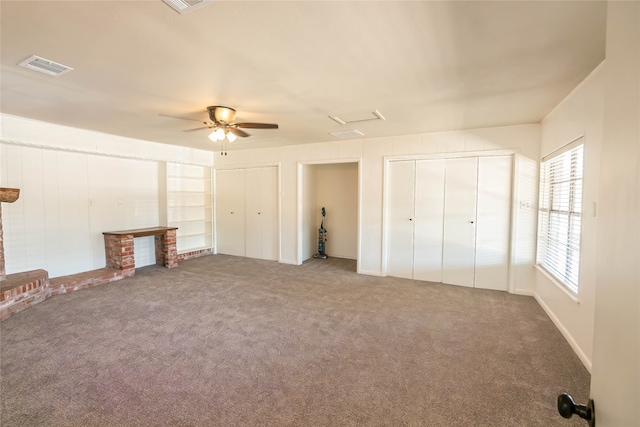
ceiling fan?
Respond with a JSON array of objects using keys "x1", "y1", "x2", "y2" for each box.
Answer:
[{"x1": 172, "y1": 106, "x2": 279, "y2": 143}]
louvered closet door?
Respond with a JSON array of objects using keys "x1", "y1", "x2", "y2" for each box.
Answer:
[
  {"x1": 474, "y1": 156, "x2": 512, "y2": 291},
  {"x1": 413, "y1": 159, "x2": 446, "y2": 282},
  {"x1": 216, "y1": 169, "x2": 246, "y2": 257},
  {"x1": 442, "y1": 157, "x2": 478, "y2": 287},
  {"x1": 387, "y1": 161, "x2": 416, "y2": 279}
]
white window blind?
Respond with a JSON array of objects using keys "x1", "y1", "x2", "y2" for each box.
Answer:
[{"x1": 537, "y1": 142, "x2": 584, "y2": 294}]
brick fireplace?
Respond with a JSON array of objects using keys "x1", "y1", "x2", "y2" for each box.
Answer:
[
  {"x1": 1, "y1": 187, "x2": 210, "y2": 321},
  {"x1": 0, "y1": 188, "x2": 51, "y2": 321},
  {"x1": 0, "y1": 187, "x2": 21, "y2": 281}
]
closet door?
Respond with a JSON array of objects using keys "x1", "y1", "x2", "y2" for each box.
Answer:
[
  {"x1": 442, "y1": 157, "x2": 478, "y2": 287},
  {"x1": 245, "y1": 167, "x2": 278, "y2": 261},
  {"x1": 475, "y1": 156, "x2": 512, "y2": 291},
  {"x1": 387, "y1": 161, "x2": 415, "y2": 279},
  {"x1": 259, "y1": 167, "x2": 279, "y2": 261},
  {"x1": 216, "y1": 169, "x2": 246, "y2": 257},
  {"x1": 413, "y1": 159, "x2": 446, "y2": 282}
]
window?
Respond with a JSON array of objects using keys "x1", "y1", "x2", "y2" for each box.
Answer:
[{"x1": 537, "y1": 140, "x2": 584, "y2": 294}]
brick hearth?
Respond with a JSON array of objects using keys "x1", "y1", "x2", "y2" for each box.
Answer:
[
  {"x1": 0, "y1": 186, "x2": 211, "y2": 321},
  {"x1": 0, "y1": 270, "x2": 50, "y2": 321}
]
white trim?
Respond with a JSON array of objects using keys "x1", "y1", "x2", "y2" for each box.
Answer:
[
  {"x1": 0, "y1": 113, "x2": 214, "y2": 167},
  {"x1": 295, "y1": 158, "x2": 362, "y2": 274},
  {"x1": 535, "y1": 264, "x2": 581, "y2": 304},
  {"x1": 534, "y1": 293, "x2": 592, "y2": 372},
  {"x1": 385, "y1": 149, "x2": 518, "y2": 163},
  {"x1": 540, "y1": 135, "x2": 585, "y2": 161},
  {"x1": 507, "y1": 154, "x2": 519, "y2": 294},
  {"x1": 358, "y1": 269, "x2": 384, "y2": 277},
  {"x1": 513, "y1": 289, "x2": 535, "y2": 297},
  {"x1": 536, "y1": 142, "x2": 584, "y2": 294},
  {"x1": 213, "y1": 162, "x2": 280, "y2": 171},
  {"x1": 0, "y1": 138, "x2": 212, "y2": 166}
]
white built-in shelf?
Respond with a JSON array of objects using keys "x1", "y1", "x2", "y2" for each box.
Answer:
[{"x1": 165, "y1": 162, "x2": 213, "y2": 254}]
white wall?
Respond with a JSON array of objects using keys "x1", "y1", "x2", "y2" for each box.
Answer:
[
  {"x1": 590, "y1": 2, "x2": 640, "y2": 425},
  {"x1": 536, "y1": 62, "x2": 606, "y2": 371},
  {"x1": 216, "y1": 123, "x2": 540, "y2": 291},
  {"x1": 0, "y1": 114, "x2": 214, "y2": 277}
]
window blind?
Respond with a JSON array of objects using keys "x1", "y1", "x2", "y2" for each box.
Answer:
[{"x1": 537, "y1": 143, "x2": 584, "y2": 293}]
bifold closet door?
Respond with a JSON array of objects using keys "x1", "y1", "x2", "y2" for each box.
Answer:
[
  {"x1": 413, "y1": 160, "x2": 446, "y2": 282},
  {"x1": 216, "y1": 169, "x2": 246, "y2": 257},
  {"x1": 474, "y1": 156, "x2": 512, "y2": 291},
  {"x1": 245, "y1": 167, "x2": 278, "y2": 261},
  {"x1": 441, "y1": 157, "x2": 478, "y2": 287},
  {"x1": 387, "y1": 156, "x2": 512, "y2": 289},
  {"x1": 387, "y1": 161, "x2": 416, "y2": 279}
]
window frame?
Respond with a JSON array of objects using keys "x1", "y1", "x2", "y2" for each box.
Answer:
[{"x1": 536, "y1": 138, "x2": 585, "y2": 294}]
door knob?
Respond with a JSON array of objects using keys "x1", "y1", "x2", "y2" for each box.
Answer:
[{"x1": 557, "y1": 393, "x2": 595, "y2": 427}]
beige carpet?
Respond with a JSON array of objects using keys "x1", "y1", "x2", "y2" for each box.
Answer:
[{"x1": 1, "y1": 255, "x2": 590, "y2": 426}]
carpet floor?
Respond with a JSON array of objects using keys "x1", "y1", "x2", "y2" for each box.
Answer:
[{"x1": 1, "y1": 255, "x2": 590, "y2": 426}]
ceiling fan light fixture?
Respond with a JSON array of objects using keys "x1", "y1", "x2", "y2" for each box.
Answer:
[
  {"x1": 209, "y1": 106, "x2": 236, "y2": 124},
  {"x1": 214, "y1": 128, "x2": 226, "y2": 140},
  {"x1": 226, "y1": 131, "x2": 237, "y2": 143},
  {"x1": 208, "y1": 130, "x2": 218, "y2": 142}
]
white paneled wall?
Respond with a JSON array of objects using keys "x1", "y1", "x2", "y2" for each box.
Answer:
[
  {"x1": 1, "y1": 144, "x2": 160, "y2": 277},
  {"x1": 216, "y1": 124, "x2": 540, "y2": 285},
  {"x1": 87, "y1": 155, "x2": 159, "y2": 269}
]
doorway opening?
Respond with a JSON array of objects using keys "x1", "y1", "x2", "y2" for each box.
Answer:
[{"x1": 298, "y1": 161, "x2": 360, "y2": 271}]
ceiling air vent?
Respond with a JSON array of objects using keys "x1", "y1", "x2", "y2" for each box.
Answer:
[
  {"x1": 18, "y1": 55, "x2": 73, "y2": 77},
  {"x1": 329, "y1": 130, "x2": 365, "y2": 139},
  {"x1": 162, "y1": 0, "x2": 213, "y2": 14},
  {"x1": 329, "y1": 110, "x2": 385, "y2": 125}
]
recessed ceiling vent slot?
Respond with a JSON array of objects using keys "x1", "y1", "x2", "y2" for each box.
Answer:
[
  {"x1": 329, "y1": 110, "x2": 385, "y2": 125},
  {"x1": 18, "y1": 55, "x2": 73, "y2": 77},
  {"x1": 162, "y1": 0, "x2": 213, "y2": 14},
  {"x1": 329, "y1": 130, "x2": 365, "y2": 139}
]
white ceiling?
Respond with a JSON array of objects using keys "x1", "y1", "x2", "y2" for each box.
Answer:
[{"x1": 1, "y1": 1, "x2": 606, "y2": 152}]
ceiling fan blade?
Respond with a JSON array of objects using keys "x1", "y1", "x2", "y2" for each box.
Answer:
[
  {"x1": 184, "y1": 126, "x2": 212, "y2": 132},
  {"x1": 235, "y1": 122, "x2": 279, "y2": 129},
  {"x1": 228, "y1": 127, "x2": 251, "y2": 138},
  {"x1": 160, "y1": 113, "x2": 208, "y2": 123}
]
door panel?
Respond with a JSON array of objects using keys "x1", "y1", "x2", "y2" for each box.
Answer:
[
  {"x1": 442, "y1": 157, "x2": 478, "y2": 287},
  {"x1": 245, "y1": 168, "x2": 263, "y2": 259},
  {"x1": 475, "y1": 156, "x2": 512, "y2": 291},
  {"x1": 245, "y1": 167, "x2": 278, "y2": 261},
  {"x1": 260, "y1": 167, "x2": 279, "y2": 261},
  {"x1": 216, "y1": 169, "x2": 246, "y2": 257},
  {"x1": 414, "y1": 160, "x2": 446, "y2": 282},
  {"x1": 387, "y1": 161, "x2": 415, "y2": 279}
]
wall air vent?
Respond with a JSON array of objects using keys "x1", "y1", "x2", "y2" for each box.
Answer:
[
  {"x1": 162, "y1": 0, "x2": 213, "y2": 14},
  {"x1": 329, "y1": 110, "x2": 385, "y2": 125},
  {"x1": 329, "y1": 130, "x2": 365, "y2": 139},
  {"x1": 18, "y1": 55, "x2": 73, "y2": 77}
]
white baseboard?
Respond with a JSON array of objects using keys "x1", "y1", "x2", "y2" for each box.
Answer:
[
  {"x1": 534, "y1": 293, "x2": 592, "y2": 373},
  {"x1": 279, "y1": 259, "x2": 299, "y2": 265},
  {"x1": 514, "y1": 289, "x2": 535, "y2": 297},
  {"x1": 357, "y1": 269, "x2": 384, "y2": 277}
]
